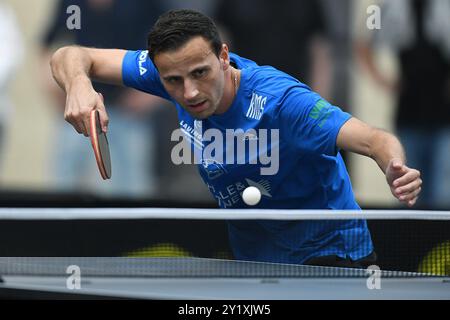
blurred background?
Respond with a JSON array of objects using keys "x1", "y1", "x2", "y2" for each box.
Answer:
[
  {"x1": 2, "y1": 0, "x2": 448, "y2": 211},
  {"x1": 1, "y1": 0, "x2": 449, "y2": 210},
  {"x1": 0, "y1": 0, "x2": 449, "y2": 274}
]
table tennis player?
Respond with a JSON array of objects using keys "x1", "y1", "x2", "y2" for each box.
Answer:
[{"x1": 49, "y1": 10, "x2": 422, "y2": 267}]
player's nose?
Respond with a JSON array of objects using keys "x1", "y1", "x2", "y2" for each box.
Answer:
[{"x1": 183, "y1": 79, "x2": 199, "y2": 101}]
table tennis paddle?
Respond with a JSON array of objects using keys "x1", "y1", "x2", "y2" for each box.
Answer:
[{"x1": 89, "y1": 109, "x2": 112, "y2": 180}]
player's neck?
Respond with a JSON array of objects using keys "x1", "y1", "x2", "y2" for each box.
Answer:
[{"x1": 215, "y1": 67, "x2": 241, "y2": 115}]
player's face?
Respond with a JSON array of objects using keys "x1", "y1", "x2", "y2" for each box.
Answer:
[{"x1": 154, "y1": 36, "x2": 228, "y2": 119}]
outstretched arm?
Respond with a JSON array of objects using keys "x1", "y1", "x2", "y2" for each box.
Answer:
[
  {"x1": 337, "y1": 117, "x2": 422, "y2": 207},
  {"x1": 50, "y1": 46, "x2": 127, "y2": 136}
]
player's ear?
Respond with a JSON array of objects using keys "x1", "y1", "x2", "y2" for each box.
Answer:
[{"x1": 219, "y1": 44, "x2": 230, "y2": 70}]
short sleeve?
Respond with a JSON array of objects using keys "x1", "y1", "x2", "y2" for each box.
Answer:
[
  {"x1": 279, "y1": 87, "x2": 351, "y2": 156},
  {"x1": 122, "y1": 50, "x2": 171, "y2": 100}
]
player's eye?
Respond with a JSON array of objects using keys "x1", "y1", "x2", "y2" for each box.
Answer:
[
  {"x1": 192, "y1": 68, "x2": 208, "y2": 78},
  {"x1": 166, "y1": 77, "x2": 182, "y2": 84}
]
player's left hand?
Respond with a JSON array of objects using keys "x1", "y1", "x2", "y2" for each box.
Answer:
[{"x1": 386, "y1": 159, "x2": 422, "y2": 207}]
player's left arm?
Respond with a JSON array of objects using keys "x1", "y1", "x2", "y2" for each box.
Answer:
[{"x1": 336, "y1": 117, "x2": 422, "y2": 207}]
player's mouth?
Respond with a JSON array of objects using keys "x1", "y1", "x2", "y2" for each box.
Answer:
[{"x1": 187, "y1": 100, "x2": 208, "y2": 112}]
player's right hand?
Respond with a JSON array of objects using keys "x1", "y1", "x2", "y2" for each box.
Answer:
[{"x1": 64, "y1": 76, "x2": 109, "y2": 137}]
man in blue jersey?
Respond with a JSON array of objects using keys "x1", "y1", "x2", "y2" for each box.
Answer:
[{"x1": 50, "y1": 10, "x2": 422, "y2": 267}]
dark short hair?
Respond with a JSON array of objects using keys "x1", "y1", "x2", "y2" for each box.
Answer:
[{"x1": 147, "y1": 9, "x2": 223, "y2": 61}]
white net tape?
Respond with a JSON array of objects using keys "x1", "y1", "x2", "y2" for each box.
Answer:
[{"x1": 0, "y1": 208, "x2": 449, "y2": 220}]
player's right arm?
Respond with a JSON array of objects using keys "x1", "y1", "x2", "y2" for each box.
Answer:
[{"x1": 50, "y1": 46, "x2": 127, "y2": 136}]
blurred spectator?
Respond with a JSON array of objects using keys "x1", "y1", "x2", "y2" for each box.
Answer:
[
  {"x1": 214, "y1": 0, "x2": 334, "y2": 100},
  {"x1": 41, "y1": 0, "x2": 166, "y2": 198},
  {"x1": 356, "y1": 0, "x2": 450, "y2": 208},
  {"x1": 0, "y1": 2, "x2": 23, "y2": 174},
  {"x1": 321, "y1": 0, "x2": 352, "y2": 110}
]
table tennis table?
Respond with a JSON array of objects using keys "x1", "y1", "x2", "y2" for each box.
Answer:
[{"x1": 0, "y1": 257, "x2": 449, "y2": 300}]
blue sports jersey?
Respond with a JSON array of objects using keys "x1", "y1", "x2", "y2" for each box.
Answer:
[{"x1": 122, "y1": 50, "x2": 374, "y2": 264}]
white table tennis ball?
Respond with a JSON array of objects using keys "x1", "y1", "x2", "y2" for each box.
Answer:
[{"x1": 242, "y1": 186, "x2": 262, "y2": 206}]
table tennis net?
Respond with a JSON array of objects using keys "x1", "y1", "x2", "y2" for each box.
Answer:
[
  {"x1": 0, "y1": 257, "x2": 438, "y2": 279},
  {"x1": 0, "y1": 208, "x2": 448, "y2": 277}
]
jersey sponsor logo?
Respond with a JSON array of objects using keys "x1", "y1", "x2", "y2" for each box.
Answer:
[
  {"x1": 246, "y1": 178, "x2": 272, "y2": 198},
  {"x1": 242, "y1": 132, "x2": 258, "y2": 141},
  {"x1": 309, "y1": 99, "x2": 333, "y2": 127},
  {"x1": 179, "y1": 120, "x2": 203, "y2": 149},
  {"x1": 201, "y1": 158, "x2": 227, "y2": 180},
  {"x1": 246, "y1": 92, "x2": 267, "y2": 120},
  {"x1": 139, "y1": 51, "x2": 148, "y2": 76},
  {"x1": 207, "y1": 179, "x2": 272, "y2": 208},
  {"x1": 171, "y1": 121, "x2": 279, "y2": 176},
  {"x1": 194, "y1": 120, "x2": 202, "y2": 131}
]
